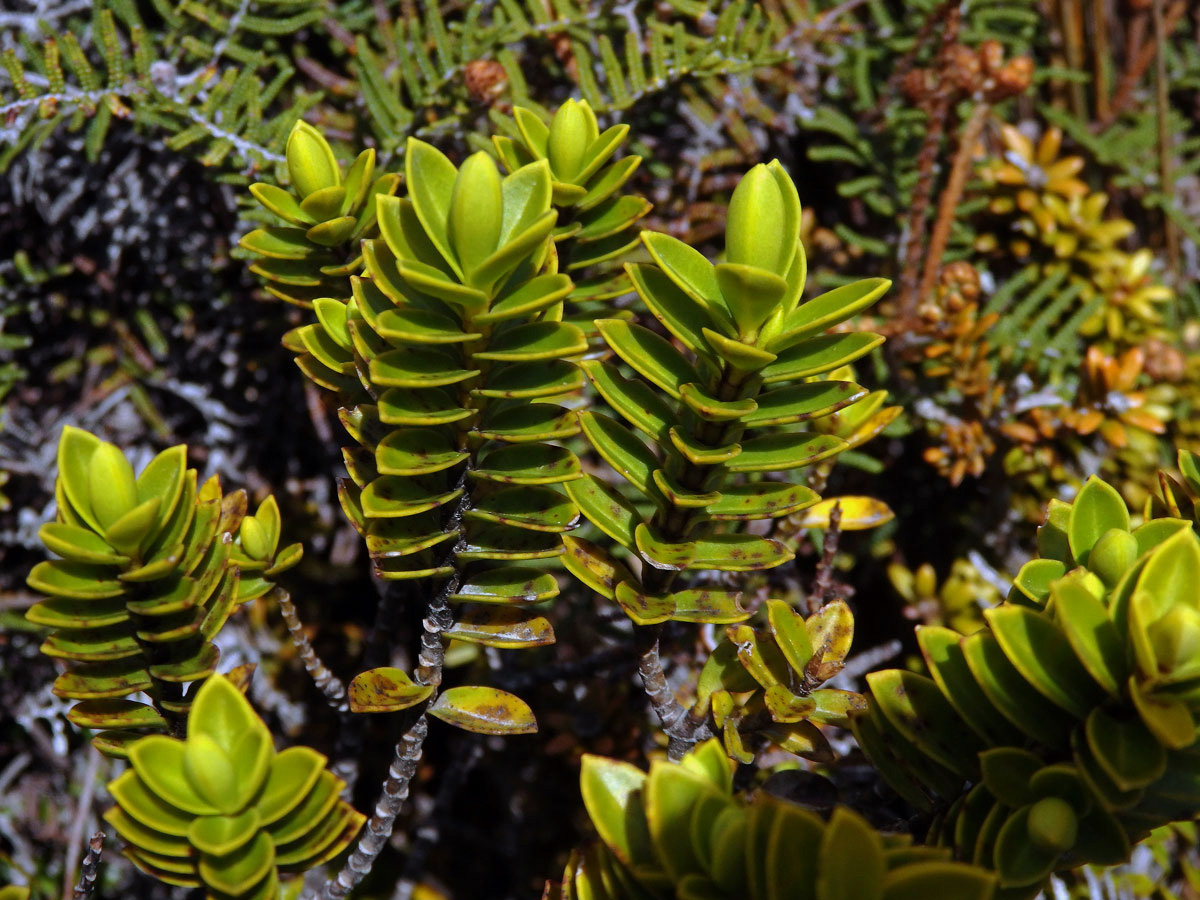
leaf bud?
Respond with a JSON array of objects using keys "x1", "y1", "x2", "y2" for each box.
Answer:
[
  {"x1": 88, "y1": 443, "x2": 138, "y2": 531},
  {"x1": 449, "y1": 151, "x2": 503, "y2": 278},
  {"x1": 184, "y1": 733, "x2": 239, "y2": 814},
  {"x1": 1088, "y1": 528, "x2": 1138, "y2": 587},
  {"x1": 1026, "y1": 797, "x2": 1078, "y2": 854},
  {"x1": 725, "y1": 161, "x2": 800, "y2": 278},
  {"x1": 239, "y1": 516, "x2": 269, "y2": 562},
  {"x1": 286, "y1": 121, "x2": 341, "y2": 199},
  {"x1": 1148, "y1": 604, "x2": 1200, "y2": 675},
  {"x1": 547, "y1": 99, "x2": 594, "y2": 182}
]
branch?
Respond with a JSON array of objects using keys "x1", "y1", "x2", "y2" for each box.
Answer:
[
  {"x1": 319, "y1": 715, "x2": 429, "y2": 900},
  {"x1": 71, "y1": 833, "x2": 105, "y2": 900},
  {"x1": 272, "y1": 586, "x2": 349, "y2": 712}
]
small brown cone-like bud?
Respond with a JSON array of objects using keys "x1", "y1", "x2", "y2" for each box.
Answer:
[{"x1": 464, "y1": 60, "x2": 508, "y2": 105}]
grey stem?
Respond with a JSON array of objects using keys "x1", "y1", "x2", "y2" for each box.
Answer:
[
  {"x1": 273, "y1": 586, "x2": 350, "y2": 712},
  {"x1": 70, "y1": 832, "x2": 105, "y2": 900},
  {"x1": 319, "y1": 715, "x2": 430, "y2": 900}
]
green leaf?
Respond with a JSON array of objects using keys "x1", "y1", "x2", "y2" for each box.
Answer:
[
  {"x1": 628, "y1": 263, "x2": 721, "y2": 356},
  {"x1": 405, "y1": 137, "x2": 461, "y2": 276},
  {"x1": 256, "y1": 747, "x2": 328, "y2": 825},
  {"x1": 575, "y1": 195, "x2": 650, "y2": 241},
  {"x1": 39, "y1": 522, "x2": 128, "y2": 565},
  {"x1": 669, "y1": 588, "x2": 749, "y2": 624},
  {"x1": 300, "y1": 185, "x2": 347, "y2": 222},
  {"x1": 880, "y1": 863, "x2": 995, "y2": 900},
  {"x1": 249, "y1": 183, "x2": 314, "y2": 226},
  {"x1": 348, "y1": 667, "x2": 435, "y2": 713},
  {"x1": 361, "y1": 477, "x2": 462, "y2": 519},
  {"x1": 105, "y1": 497, "x2": 162, "y2": 556},
  {"x1": 678, "y1": 383, "x2": 757, "y2": 423},
  {"x1": 1011, "y1": 558, "x2": 1067, "y2": 605},
  {"x1": 128, "y1": 735, "x2": 218, "y2": 816},
  {"x1": 475, "y1": 360, "x2": 584, "y2": 400},
  {"x1": 566, "y1": 474, "x2": 641, "y2": 550},
  {"x1": 445, "y1": 607, "x2": 555, "y2": 648},
  {"x1": 580, "y1": 754, "x2": 653, "y2": 868},
  {"x1": 760, "y1": 333, "x2": 884, "y2": 383},
  {"x1": 724, "y1": 433, "x2": 846, "y2": 473},
  {"x1": 474, "y1": 273, "x2": 573, "y2": 324},
  {"x1": 561, "y1": 536, "x2": 636, "y2": 601},
  {"x1": 377, "y1": 387, "x2": 474, "y2": 427},
  {"x1": 641, "y1": 232, "x2": 726, "y2": 317},
  {"x1": 962, "y1": 632, "x2": 1071, "y2": 750},
  {"x1": 815, "y1": 807, "x2": 886, "y2": 900},
  {"x1": 580, "y1": 360, "x2": 676, "y2": 440},
  {"x1": 1052, "y1": 573, "x2": 1124, "y2": 695},
  {"x1": 1134, "y1": 528, "x2": 1200, "y2": 625},
  {"x1": 741, "y1": 382, "x2": 866, "y2": 427},
  {"x1": 635, "y1": 523, "x2": 695, "y2": 571},
  {"x1": 578, "y1": 412, "x2": 658, "y2": 496},
  {"x1": 1085, "y1": 706, "x2": 1166, "y2": 792},
  {"x1": 645, "y1": 762, "x2": 719, "y2": 882},
  {"x1": 472, "y1": 443, "x2": 581, "y2": 485},
  {"x1": 448, "y1": 568, "x2": 560, "y2": 604},
  {"x1": 476, "y1": 403, "x2": 579, "y2": 443},
  {"x1": 28, "y1": 560, "x2": 126, "y2": 600},
  {"x1": 866, "y1": 670, "x2": 981, "y2": 778},
  {"x1": 239, "y1": 227, "x2": 313, "y2": 260},
  {"x1": 766, "y1": 599, "x2": 813, "y2": 673},
  {"x1": 1068, "y1": 476, "x2": 1130, "y2": 566},
  {"x1": 473, "y1": 321, "x2": 587, "y2": 362},
  {"x1": 985, "y1": 606, "x2": 1103, "y2": 717},
  {"x1": 613, "y1": 582, "x2": 677, "y2": 625},
  {"x1": 188, "y1": 809, "x2": 261, "y2": 857},
  {"x1": 375, "y1": 307, "x2": 479, "y2": 345},
  {"x1": 691, "y1": 534, "x2": 793, "y2": 572},
  {"x1": 978, "y1": 747, "x2": 1041, "y2": 807},
  {"x1": 429, "y1": 686, "x2": 537, "y2": 734},
  {"x1": 66, "y1": 699, "x2": 166, "y2": 730},
  {"x1": 197, "y1": 830, "x2": 275, "y2": 895},
  {"x1": 768, "y1": 278, "x2": 890, "y2": 351},
  {"x1": 596, "y1": 320, "x2": 698, "y2": 399},
  {"x1": 707, "y1": 482, "x2": 818, "y2": 521},
  {"x1": 375, "y1": 429, "x2": 468, "y2": 476},
  {"x1": 700, "y1": 328, "x2": 778, "y2": 371},
  {"x1": 992, "y1": 807, "x2": 1058, "y2": 888},
  {"x1": 473, "y1": 211, "x2": 558, "y2": 290},
  {"x1": 369, "y1": 347, "x2": 480, "y2": 389}
]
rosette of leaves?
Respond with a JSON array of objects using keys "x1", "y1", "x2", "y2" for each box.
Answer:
[
  {"x1": 562, "y1": 160, "x2": 888, "y2": 628},
  {"x1": 856, "y1": 475, "x2": 1200, "y2": 894},
  {"x1": 492, "y1": 99, "x2": 651, "y2": 312},
  {"x1": 290, "y1": 137, "x2": 583, "y2": 731},
  {"x1": 242, "y1": 121, "x2": 401, "y2": 307},
  {"x1": 557, "y1": 739, "x2": 997, "y2": 900},
  {"x1": 24, "y1": 427, "x2": 300, "y2": 755},
  {"x1": 105, "y1": 675, "x2": 363, "y2": 899},
  {"x1": 692, "y1": 598, "x2": 865, "y2": 763}
]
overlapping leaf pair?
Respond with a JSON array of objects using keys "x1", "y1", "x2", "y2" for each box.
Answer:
[
  {"x1": 695, "y1": 599, "x2": 865, "y2": 764},
  {"x1": 563, "y1": 160, "x2": 889, "y2": 626},
  {"x1": 857, "y1": 475, "x2": 1200, "y2": 894},
  {"x1": 557, "y1": 739, "x2": 997, "y2": 899},
  {"x1": 25, "y1": 427, "x2": 300, "y2": 755},
  {"x1": 242, "y1": 122, "x2": 401, "y2": 307},
  {"x1": 288, "y1": 137, "x2": 584, "y2": 730},
  {"x1": 493, "y1": 99, "x2": 651, "y2": 313},
  {"x1": 105, "y1": 675, "x2": 363, "y2": 900}
]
